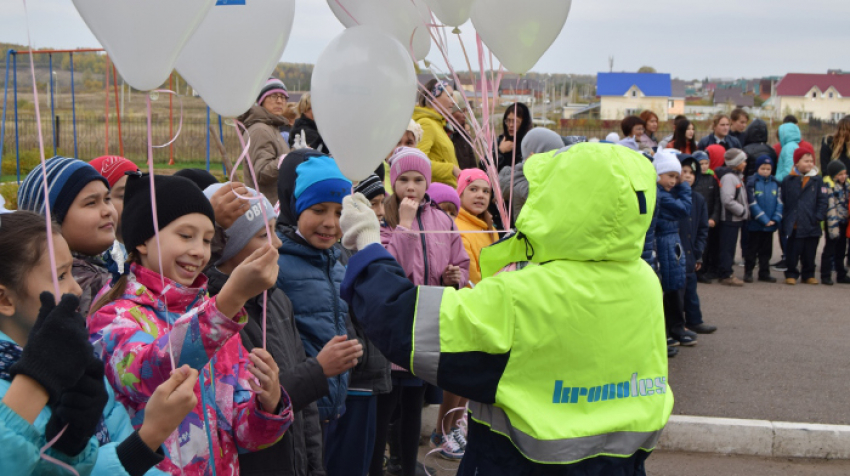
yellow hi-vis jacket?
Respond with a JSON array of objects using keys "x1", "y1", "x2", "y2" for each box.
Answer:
[{"x1": 341, "y1": 143, "x2": 673, "y2": 467}]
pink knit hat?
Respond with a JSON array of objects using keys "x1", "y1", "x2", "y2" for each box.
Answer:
[
  {"x1": 456, "y1": 169, "x2": 490, "y2": 197},
  {"x1": 389, "y1": 147, "x2": 432, "y2": 189},
  {"x1": 427, "y1": 183, "x2": 460, "y2": 212}
]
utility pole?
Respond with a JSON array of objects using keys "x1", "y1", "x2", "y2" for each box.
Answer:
[{"x1": 609, "y1": 56, "x2": 614, "y2": 73}]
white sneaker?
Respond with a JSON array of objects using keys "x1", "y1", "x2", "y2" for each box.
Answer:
[
  {"x1": 451, "y1": 427, "x2": 467, "y2": 451},
  {"x1": 437, "y1": 431, "x2": 464, "y2": 460}
]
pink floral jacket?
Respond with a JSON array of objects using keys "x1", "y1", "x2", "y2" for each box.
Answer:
[{"x1": 88, "y1": 263, "x2": 292, "y2": 476}]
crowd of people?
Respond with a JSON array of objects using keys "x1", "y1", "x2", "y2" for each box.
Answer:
[{"x1": 0, "y1": 74, "x2": 847, "y2": 476}]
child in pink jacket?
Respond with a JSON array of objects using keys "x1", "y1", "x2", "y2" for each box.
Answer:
[
  {"x1": 377, "y1": 147, "x2": 470, "y2": 471},
  {"x1": 88, "y1": 174, "x2": 293, "y2": 476}
]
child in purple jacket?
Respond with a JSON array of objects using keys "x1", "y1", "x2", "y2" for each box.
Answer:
[{"x1": 376, "y1": 147, "x2": 470, "y2": 472}]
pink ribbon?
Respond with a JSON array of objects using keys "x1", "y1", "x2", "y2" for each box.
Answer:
[{"x1": 231, "y1": 120, "x2": 274, "y2": 350}]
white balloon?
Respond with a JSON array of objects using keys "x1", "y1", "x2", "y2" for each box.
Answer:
[
  {"x1": 176, "y1": 0, "x2": 296, "y2": 118},
  {"x1": 471, "y1": 0, "x2": 571, "y2": 74},
  {"x1": 312, "y1": 26, "x2": 417, "y2": 181},
  {"x1": 71, "y1": 0, "x2": 215, "y2": 91},
  {"x1": 327, "y1": 0, "x2": 431, "y2": 62},
  {"x1": 423, "y1": 0, "x2": 476, "y2": 28}
]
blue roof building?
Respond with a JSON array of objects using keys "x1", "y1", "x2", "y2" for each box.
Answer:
[{"x1": 596, "y1": 73, "x2": 673, "y2": 120}]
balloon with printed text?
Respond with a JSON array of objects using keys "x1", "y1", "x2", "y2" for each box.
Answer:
[{"x1": 176, "y1": 0, "x2": 297, "y2": 118}]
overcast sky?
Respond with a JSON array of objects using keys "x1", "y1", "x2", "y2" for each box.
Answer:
[{"x1": 2, "y1": 0, "x2": 848, "y2": 80}]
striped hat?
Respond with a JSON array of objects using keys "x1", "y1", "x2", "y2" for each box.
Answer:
[
  {"x1": 18, "y1": 156, "x2": 109, "y2": 223},
  {"x1": 353, "y1": 174, "x2": 386, "y2": 201},
  {"x1": 257, "y1": 78, "x2": 289, "y2": 106}
]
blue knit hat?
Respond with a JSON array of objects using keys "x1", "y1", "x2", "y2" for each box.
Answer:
[
  {"x1": 755, "y1": 155, "x2": 773, "y2": 171},
  {"x1": 18, "y1": 156, "x2": 109, "y2": 223},
  {"x1": 294, "y1": 156, "x2": 352, "y2": 216}
]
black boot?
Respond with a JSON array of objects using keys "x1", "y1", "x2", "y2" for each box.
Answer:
[{"x1": 743, "y1": 271, "x2": 754, "y2": 283}]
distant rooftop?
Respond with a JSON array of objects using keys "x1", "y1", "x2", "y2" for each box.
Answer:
[{"x1": 596, "y1": 73, "x2": 672, "y2": 97}]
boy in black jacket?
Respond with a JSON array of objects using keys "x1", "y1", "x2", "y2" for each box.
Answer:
[
  {"x1": 678, "y1": 155, "x2": 716, "y2": 334},
  {"x1": 688, "y1": 152, "x2": 721, "y2": 283},
  {"x1": 781, "y1": 147, "x2": 829, "y2": 285},
  {"x1": 205, "y1": 183, "x2": 364, "y2": 476}
]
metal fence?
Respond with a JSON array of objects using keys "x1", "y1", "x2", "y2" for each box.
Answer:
[{"x1": 1, "y1": 113, "x2": 246, "y2": 172}]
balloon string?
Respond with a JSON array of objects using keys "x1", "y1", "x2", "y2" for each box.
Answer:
[
  {"x1": 39, "y1": 424, "x2": 79, "y2": 476},
  {"x1": 232, "y1": 120, "x2": 274, "y2": 350},
  {"x1": 334, "y1": 0, "x2": 359, "y2": 25},
  {"x1": 422, "y1": 406, "x2": 468, "y2": 476},
  {"x1": 21, "y1": 0, "x2": 61, "y2": 302},
  {"x1": 145, "y1": 92, "x2": 186, "y2": 476}
]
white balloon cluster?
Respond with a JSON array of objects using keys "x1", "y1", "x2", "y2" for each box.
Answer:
[{"x1": 70, "y1": 0, "x2": 572, "y2": 180}]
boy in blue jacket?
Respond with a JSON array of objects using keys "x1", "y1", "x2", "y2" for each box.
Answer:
[
  {"x1": 745, "y1": 156, "x2": 783, "y2": 283},
  {"x1": 678, "y1": 155, "x2": 715, "y2": 334},
  {"x1": 654, "y1": 150, "x2": 697, "y2": 348}
]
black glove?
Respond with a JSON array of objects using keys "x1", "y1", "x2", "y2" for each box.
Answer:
[
  {"x1": 9, "y1": 293, "x2": 93, "y2": 403},
  {"x1": 45, "y1": 358, "x2": 110, "y2": 456}
]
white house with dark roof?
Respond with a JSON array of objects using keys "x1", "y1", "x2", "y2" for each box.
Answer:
[{"x1": 774, "y1": 72, "x2": 850, "y2": 122}]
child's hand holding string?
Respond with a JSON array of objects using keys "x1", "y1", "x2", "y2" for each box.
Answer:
[{"x1": 247, "y1": 348, "x2": 282, "y2": 412}]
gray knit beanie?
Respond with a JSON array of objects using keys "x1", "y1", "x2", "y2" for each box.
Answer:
[
  {"x1": 521, "y1": 128, "x2": 565, "y2": 160},
  {"x1": 203, "y1": 183, "x2": 277, "y2": 266}
]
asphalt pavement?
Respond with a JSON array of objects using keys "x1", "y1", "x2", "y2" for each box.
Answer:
[{"x1": 668, "y1": 237, "x2": 850, "y2": 425}]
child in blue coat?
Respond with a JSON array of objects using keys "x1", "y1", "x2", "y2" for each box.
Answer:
[
  {"x1": 0, "y1": 212, "x2": 196, "y2": 476},
  {"x1": 678, "y1": 155, "x2": 715, "y2": 335},
  {"x1": 745, "y1": 156, "x2": 783, "y2": 283},
  {"x1": 654, "y1": 151, "x2": 697, "y2": 347}
]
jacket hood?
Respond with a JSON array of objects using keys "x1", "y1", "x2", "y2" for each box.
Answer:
[
  {"x1": 744, "y1": 119, "x2": 769, "y2": 145},
  {"x1": 678, "y1": 154, "x2": 701, "y2": 185},
  {"x1": 413, "y1": 106, "x2": 446, "y2": 126},
  {"x1": 480, "y1": 143, "x2": 656, "y2": 274},
  {"x1": 779, "y1": 123, "x2": 802, "y2": 147},
  {"x1": 238, "y1": 104, "x2": 290, "y2": 130},
  {"x1": 706, "y1": 145, "x2": 726, "y2": 171},
  {"x1": 276, "y1": 149, "x2": 331, "y2": 227}
]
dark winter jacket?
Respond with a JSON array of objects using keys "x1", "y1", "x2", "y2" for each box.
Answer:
[
  {"x1": 820, "y1": 136, "x2": 850, "y2": 173},
  {"x1": 781, "y1": 168, "x2": 829, "y2": 239},
  {"x1": 275, "y1": 227, "x2": 350, "y2": 421},
  {"x1": 698, "y1": 133, "x2": 742, "y2": 152},
  {"x1": 742, "y1": 119, "x2": 778, "y2": 178},
  {"x1": 680, "y1": 153, "x2": 720, "y2": 225},
  {"x1": 729, "y1": 130, "x2": 748, "y2": 149},
  {"x1": 73, "y1": 253, "x2": 111, "y2": 317},
  {"x1": 641, "y1": 194, "x2": 660, "y2": 275},
  {"x1": 678, "y1": 156, "x2": 709, "y2": 273},
  {"x1": 207, "y1": 268, "x2": 327, "y2": 476},
  {"x1": 451, "y1": 126, "x2": 478, "y2": 170},
  {"x1": 495, "y1": 103, "x2": 532, "y2": 171},
  {"x1": 289, "y1": 116, "x2": 330, "y2": 154},
  {"x1": 746, "y1": 174, "x2": 783, "y2": 232},
  {"x1": 656, "y1": 182, "x2": 691, "y2": 292}
]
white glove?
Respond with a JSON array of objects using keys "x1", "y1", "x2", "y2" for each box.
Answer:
[
  {"x1": 292, "y1": 132, "x2": 310, "y2": 150},
  {"x1": 341, "y1": 193, "x2": 381, "y2": 252}
]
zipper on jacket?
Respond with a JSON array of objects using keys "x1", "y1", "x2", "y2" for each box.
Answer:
[
  {"x1": 417, "y1": 208, "x2": 430, "y2": 284},
  {"x1": 324, "y1": 249, "x2": 345, "y2": 418}
]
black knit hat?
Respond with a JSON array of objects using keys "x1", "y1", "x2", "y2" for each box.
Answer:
[
  {"x1": 122, "y1": 173, "x2": 216, "y2": 254},
  {"x1": 173, "y1": 168, "x2": 220, "y2": 191},
  {"x1": 353, "y1": 174, "x2": 386, "y2": 201},
  {"x1": 827, "y1": 160, "x2": 847, "y2": 179}
]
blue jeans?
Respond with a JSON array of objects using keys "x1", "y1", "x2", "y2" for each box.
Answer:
[{"x1": 684, "y1": 272, "x2": 703, "y2": 326}]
